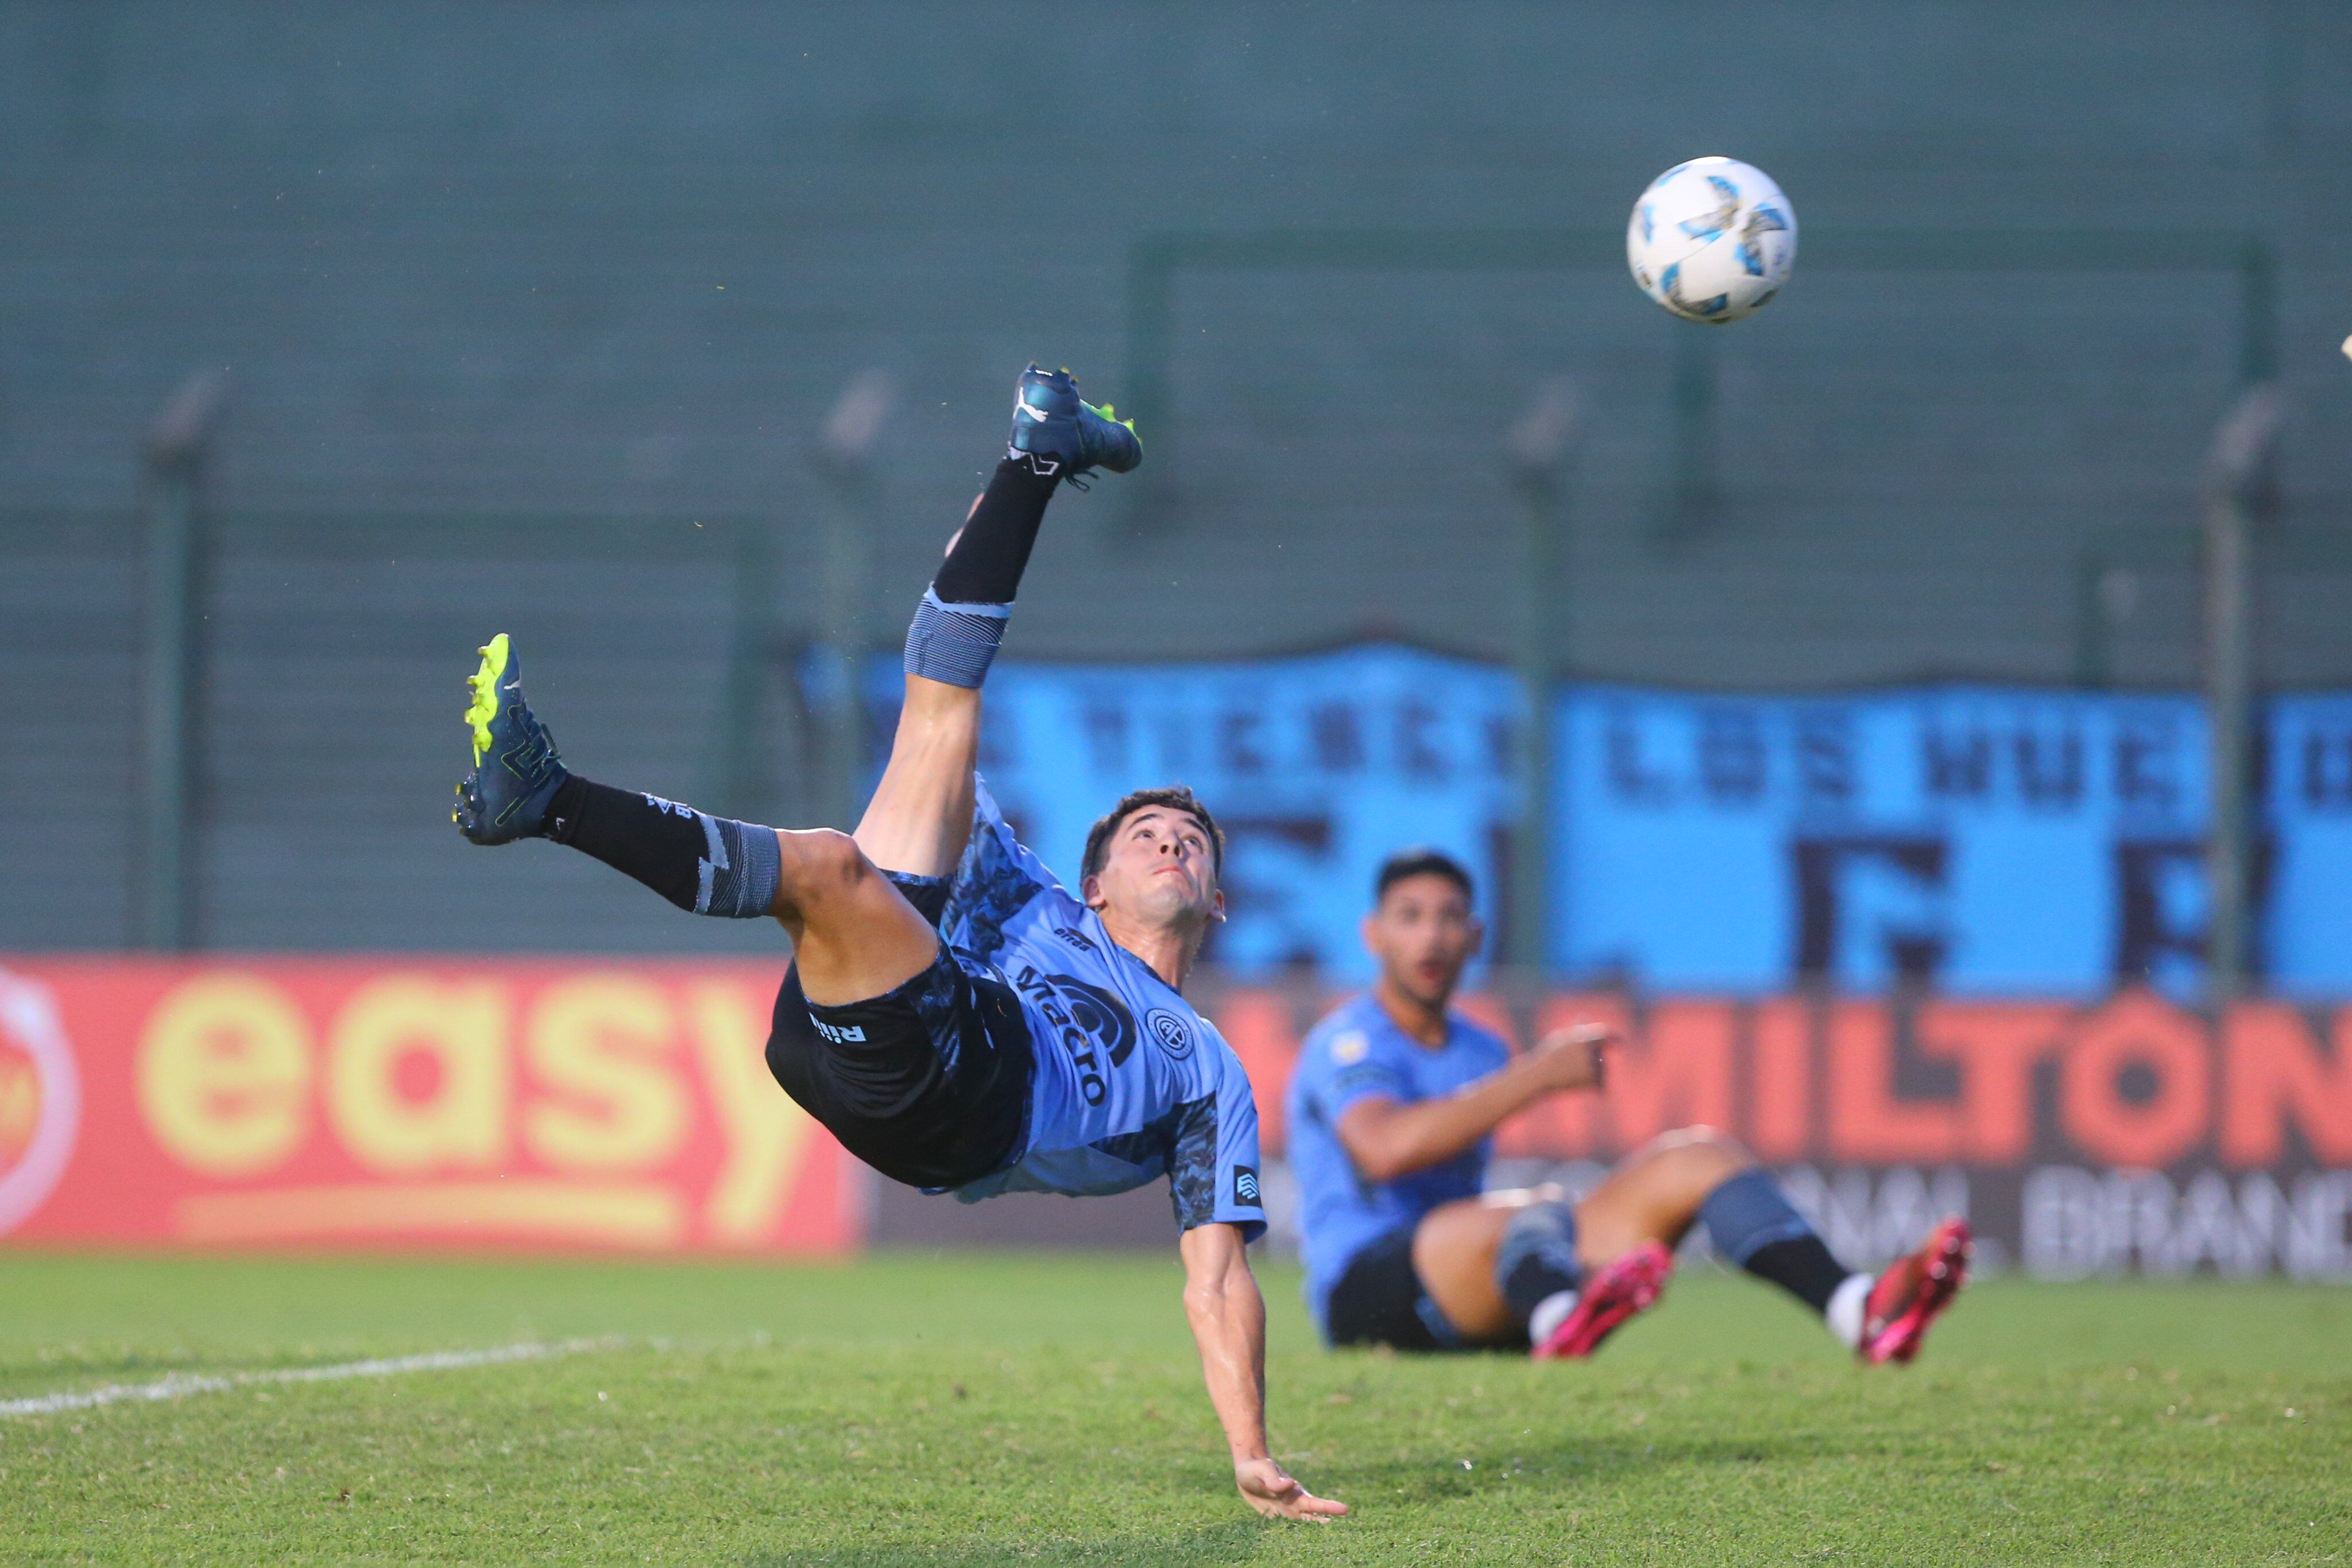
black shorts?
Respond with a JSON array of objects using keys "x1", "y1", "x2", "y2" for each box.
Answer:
[
  {"x1": 1324, "y1": 1228, "x2": 1530, "y2": 1353},
  {"x1": 762, "y1": 874, "x2": 1034, "y2": 1191}
]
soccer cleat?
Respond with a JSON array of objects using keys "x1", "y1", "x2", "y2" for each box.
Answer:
[
  {"x1": 1007, "y1": 363, "x2": 1141, "y2": 479},
  {"x1": 452, "y1": 633, "x2": 568, "y2": 845},
  {"x1": 1858, "y1": 1215, "x2": 1972, "y2": 1365},
  {"x1": 1531, "y1": 1241, "x2": 1672, "y2": 1361}
]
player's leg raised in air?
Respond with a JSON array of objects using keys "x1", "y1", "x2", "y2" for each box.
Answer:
[
  {"x1": 451, "y1": 363, "x2": 1117, "y2": 1002},
  {"x1": 1286, "y1": 849, "x2": 1970, "y2": 1364},
  {"x1": 452, "y1": 365, "x2": 1136, "y2": 1187}
]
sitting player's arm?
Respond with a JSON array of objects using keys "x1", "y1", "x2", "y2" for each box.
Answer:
[
  {"x1": 1336, "y1": 1025, "x2": 1616, "y2": 1184},
  {"x1": 1177, "y1": 1222, "x2": 1347, "y2": 1522}
]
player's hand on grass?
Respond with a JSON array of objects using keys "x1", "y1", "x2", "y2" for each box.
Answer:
[
  {"x1": 1235, "y1": 1457, "x2": 1348, "y2": 1521},
  {"x1": 1529, "y1": 1023, "x2": 1617, "y2": 1093}
]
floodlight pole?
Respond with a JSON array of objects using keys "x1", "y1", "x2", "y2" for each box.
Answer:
[
  {"x1": 810, "y1": 370, "x2": 897, "y2": 830},
  {"x1": 136, "y1": 371, "x2": 226, "y2": 951},
  {"x1": 1504, "y1": 379, "x2": 1581, "y2": 973},
  {"x1": 2202, "y1": 384, "x2": 2282, "y2": 1004}
]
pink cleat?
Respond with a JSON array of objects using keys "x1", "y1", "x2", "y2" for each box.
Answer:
[
  {"x1": 1859, "y1": 1215, "x2": 1972, "y2": 1365},
  {"x1": 1532, "y1": 1241, "x2": 1673, "y2": 1361}
]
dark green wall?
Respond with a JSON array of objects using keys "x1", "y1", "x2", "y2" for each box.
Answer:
[{"x1": 3, "y1": 2, "x2": 2349, "y2": 948}]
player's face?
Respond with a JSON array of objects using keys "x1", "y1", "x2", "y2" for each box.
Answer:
[
  {"x1": 1084, "y1": 807, "x2": 1224, "y2": 932},
  {"x1": 1362, "y1": 873, "x2": 1481, "y2": 1009}
]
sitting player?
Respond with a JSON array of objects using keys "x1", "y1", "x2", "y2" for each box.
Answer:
[
  {"x1": 1286, "y1": 848, "x2": 1969, "y2": 1361},
  {"x1": 454, "y1": 366, "x2": 1343, "y2": 1521}
]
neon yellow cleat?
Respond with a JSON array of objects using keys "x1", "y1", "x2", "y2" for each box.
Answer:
[{"x1": 452, "y1": 633, "x2": 568, "y2": 844}]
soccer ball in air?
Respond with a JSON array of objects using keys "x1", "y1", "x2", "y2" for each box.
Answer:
[{"x1": 1626, "y1": 157, "x2": 1797, "y2": 324}]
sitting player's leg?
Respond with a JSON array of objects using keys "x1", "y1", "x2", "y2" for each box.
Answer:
[
  {"x1": 1407, "y1": 1127, "x2": 1969, "y2": 1361},
  {"x1": 1406, "y1": 1179, "x2": 1675, "y2": 1356},
  {"x1": 1407, "y1": 1130, "x2": 1753, "y2": 1351},
  {"x1": 1583, "y1": 1128, "x2": 1974, "y2": 1361},
  {"x1": 1570, "y1": 1125, "x2": 1755, "y2": 1268},
  {"x1": 1406, "y1": 1187, "x2": 1593, "y2": 1348}
]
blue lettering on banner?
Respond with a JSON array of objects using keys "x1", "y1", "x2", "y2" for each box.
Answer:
[{"x1": 859, "y1": 648, "x2": 2352, "y2": 998}]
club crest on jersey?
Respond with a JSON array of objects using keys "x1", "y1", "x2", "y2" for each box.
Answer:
[
  {"x1": 1330, "y1": 1030, "x2": 1370, "y2": 1066},
  {"x1": 1145, "y1": 1008, "x2": 1195, "y2": 1061},
  {"x1": 1233, "y1": 1166, "x2": 1260, "y2": 1207}
]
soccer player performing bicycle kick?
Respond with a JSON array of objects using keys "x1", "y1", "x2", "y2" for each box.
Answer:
[{"x1": 454, "y1": 366, "x2": 1345, "y2": 1521}]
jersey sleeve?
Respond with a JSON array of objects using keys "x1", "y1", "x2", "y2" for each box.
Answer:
[
  {"x1": 1165, "y1": 1042, "x2": 1267, "y2": 1243},
  {"x1": 1299, "y1": 1017, "x2": 1412, "y2": 1124},
  {"x1": 941, "y1": 776, "x2": 1082, "y2": 965}
]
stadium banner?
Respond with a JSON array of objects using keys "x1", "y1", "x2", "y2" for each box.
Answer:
[
  {"x1": 0, "y1": 959, "x2": 861, "y2": 1255},
  {"x1": 1197, "y1": 977, "x2": 2352, "y2": 1281},
  {"x1": 3, "y1": 959, "x2": 2345, "y2": 1276},
  {"x1": 872, "y1": 647, "x2": 2352, "y2": 997}
]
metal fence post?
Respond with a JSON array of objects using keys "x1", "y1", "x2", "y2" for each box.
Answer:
[
  {"x1": 1504, "y1": 379, "x2": 1581, "y2": 973},
  {"x1": 810, "y1": 370, "x2": 897, "y2": 829},
  {"x1": 1655, "y1": 327, "x2": 1718, "y2": 544},
  {"x1": 713, "y1": 514, "x2": 779, "y2": 821},
  {"x1": 2202, "y1": 384, "x2": 2283, "y2": 1002},
  {"x1": 135, "y1": 371, "x2": 226, "y2": 951}
]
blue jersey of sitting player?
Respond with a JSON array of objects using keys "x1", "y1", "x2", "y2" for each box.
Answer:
[
  {"x1": 938, "y1": 780, "x2": 1267, "y2": 1240},
  {"x1": 1284, "y1": 992, "x2": 1510, "y2": 1334}
]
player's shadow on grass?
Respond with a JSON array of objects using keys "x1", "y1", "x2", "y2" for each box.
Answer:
[
  {"x1": 744, "y1": 1520, "x2": 1266, "y2": 1567},
  {"x1": 1344, "y1": 1429, "x2": 1820, "y2": 1504}
]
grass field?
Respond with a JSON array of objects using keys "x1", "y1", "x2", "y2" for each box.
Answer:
[{"x1": 2, "y1": 1250, "x2": 2347, "y2": 1565}]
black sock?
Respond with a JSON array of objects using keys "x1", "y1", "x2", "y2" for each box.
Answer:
[
  {"x1": 543, "y1": 776, "x2": 782, "y2": 919},
  {"x1": 933, "y1": 456, "x2": 1059, "y2": 606},
  {"x1": 1495, "y1": 1199, "x2": 1585, "y2": 1321},
  {"x1": 1698, "y1": 1167, "x2": 1855, "y2": 1317},
  {"x1": 1741, "y1": 1236, "x2": 1853, "y2": 1315},
  {"x1": 1501, "y1": 1252, "x2": 1581, "y2": 1321}
]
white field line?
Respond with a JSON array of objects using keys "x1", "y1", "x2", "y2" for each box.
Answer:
[{"x1": 0, "y1": 1335, "x2": 624, "y2": 1419}]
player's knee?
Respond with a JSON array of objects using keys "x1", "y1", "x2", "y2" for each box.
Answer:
[
  {"x1": 1682, "y1": 1124, "x2": 1750, "y2": 1159},
  {"x1": 1643, "y1": 1127, "x2": 1755, "y2": 1191},
  {"x1": 777, "y1": 828, "x2": 875, "y2": 901}
]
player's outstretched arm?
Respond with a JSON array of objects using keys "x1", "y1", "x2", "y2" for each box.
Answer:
[
  {"x1": 1338, "y1": 1025, "x2": 1616, "y2": 1183},
  {"x1": 1177, "y1": 1222, "x2": 1347, "y2": 1522}
]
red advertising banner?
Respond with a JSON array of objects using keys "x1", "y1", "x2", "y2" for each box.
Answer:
[
  {"x1": 1208, "y1": 982, "x2": 2352, "y2": 1279},
  {"x1": 0, "y1": 960, "x2": 860, "y2": 1254},
  {"x1": 4, "y1": 959, "x2": 2347, "y2": 1275}
]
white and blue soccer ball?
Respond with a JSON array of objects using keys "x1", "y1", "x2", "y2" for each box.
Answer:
[{"x1": 1626, "y1": 157, "x2": 1798, "y2": 324}]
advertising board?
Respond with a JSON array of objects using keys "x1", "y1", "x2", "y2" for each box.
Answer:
[
  {"x1": 5, "y1": 960, "x2": 2344, "y2": 1277},
  {"x1": 0, "y1": 961, "x2": 858, "y2": 1254},
  {"x1": 1208, "y1": 979, "x2": 2352, "y2": 1278}
]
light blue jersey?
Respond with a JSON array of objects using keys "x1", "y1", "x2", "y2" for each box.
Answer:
[
  {"x1": 1285, "y1": 993, "x2": 1511, "y2": 1332},
  {"x1": 938, "y1": 780, "x2": 1267, "y2": 1241}
]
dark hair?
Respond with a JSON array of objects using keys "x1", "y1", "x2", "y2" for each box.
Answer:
[
  {"x1": 1081, "y1": 785, "x2": 1225, "y2": 882},
  {"x1": 1374, "y1": 847, "x2": 1474, "y2": 905}
]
